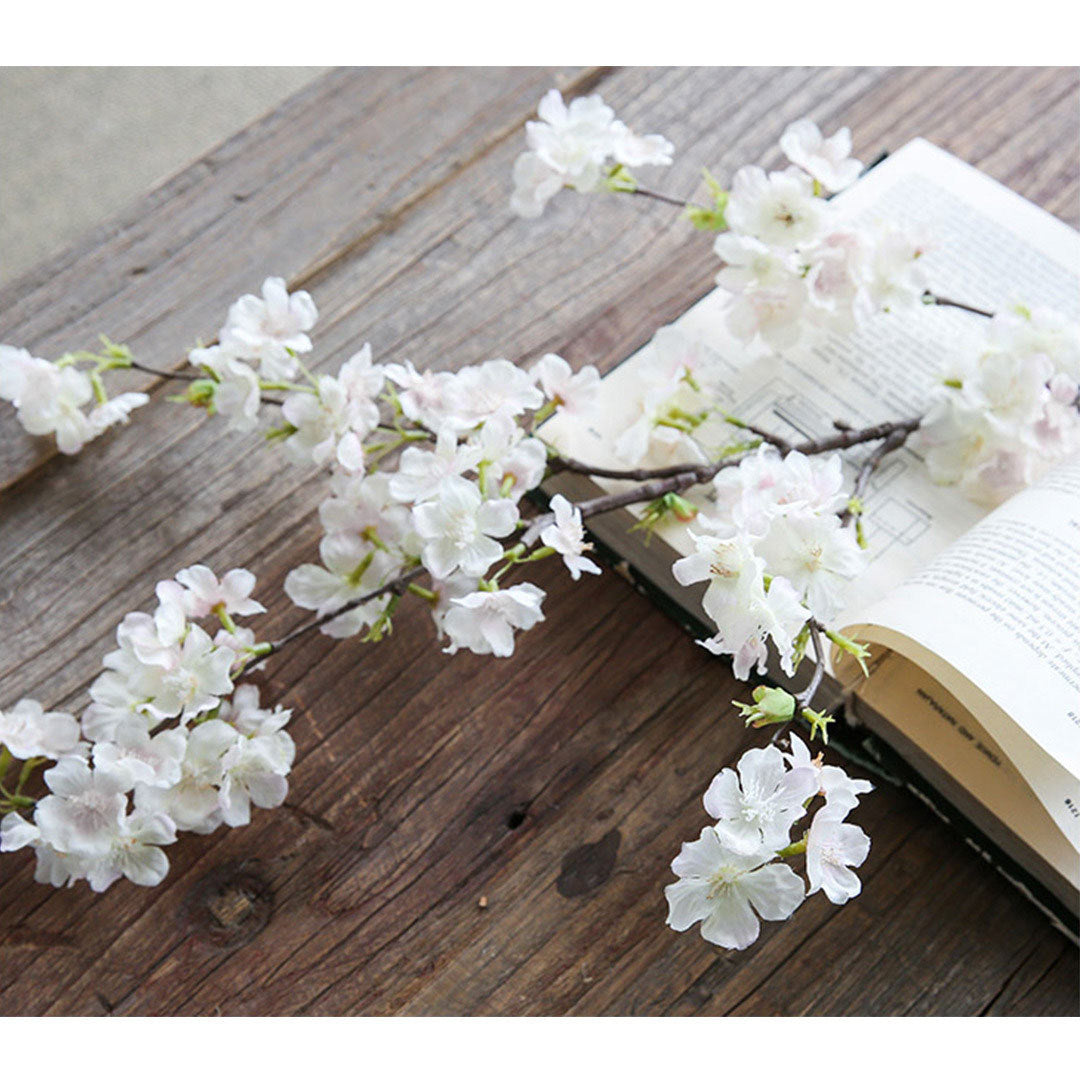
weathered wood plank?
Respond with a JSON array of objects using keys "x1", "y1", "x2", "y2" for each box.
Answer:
[{"x1": 1, "y1": 66, "x2": 1077, "y2": 1016}]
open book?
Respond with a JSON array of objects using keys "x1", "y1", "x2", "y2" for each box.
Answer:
[{"x1": 539, "y1": 139, "x2": 1080, "y2": 935}]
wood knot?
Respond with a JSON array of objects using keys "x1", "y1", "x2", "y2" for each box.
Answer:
[
  {"x1": 181, "y1": 862, "x2": 274, "y2": 949},
  {"x1": 556, "y1": 828, "x2": 621, "y2": 899}
]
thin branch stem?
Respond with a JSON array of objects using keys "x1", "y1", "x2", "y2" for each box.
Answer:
[
  {"x1": 797, "y1": 622, "x2": 828, "y2": 710},
  {"x1": 549, "y1": 416, "x2": 923, "y2": 494},
  {"x1": 129, "y1": 360, "x2": 200, "y2": 382},
  {"x1": 626, "y1": 187, "x2": 693, "y2": 209},
  {"x1": 923, "y1": 292, "x2": 995, "y2": 319},
  {"x1": 839, "y1": 425, "x2": 914, "y2": 526}
]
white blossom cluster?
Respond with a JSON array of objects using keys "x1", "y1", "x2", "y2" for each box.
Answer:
[
  {"x1": 188, "y1": 275, "x2": 319, "y2": 432},
  {"x1": 280, "y1": 348, "x2": 604, "y2": 657},
  {"x1": 511, "y1": 88, "x2": 674, "y2": 218},
  {"x1": 0, "y1": 566, "x2": 293, "y2": 892},
  {"x1": 0, "y1": 343, "x2": 148, "y2": 454},
  {"x1": 716, "y1": 119, "x2": 930, "y2": 350},
  {"x1": 672, "y1": 447, "x2": 865, "y2": 678},
  {"x1": 665, "y1": 735, "x2": 872, "y2": 949},
  {"x1": 913, "y1": 304, "x2": 1080, "y2": 505}
]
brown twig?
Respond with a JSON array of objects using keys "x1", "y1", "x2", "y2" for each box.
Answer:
[
  {"x1": 839, "y1": 425, "x2": 914, "y2": 526},
  {"x1": 923, "y1": 292, "x2": 995, "y2": 319},
  {"x1": 626, "y1": 187, "x2": 693, "y2": 209},
  {"x1": 129, "y1": 359, "x2": 201, "y2": 382},
  {"x1": 549, "y1": 416, "x2": 923, "y2": 494}
]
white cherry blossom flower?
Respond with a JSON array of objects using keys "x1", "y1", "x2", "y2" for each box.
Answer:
[
  {"x1": 784, "y1": 734, "x2": 873, "y2": 814},
  {"x1": 0, "y1": 698, "x2": 83, "y2": 761},
  {"x1": 806, "y1": 804, "x2": 871, "y2": 904},
  {"x1": 281, "y1": 346, "x2": 384, "y2": 468},
  {"x1": 219, "y1": 683, "x2": 292, "y2": 737},
  {"x1": 725, "y1": 165, "x2": 826, "y2": 249},
  {"x1": 445, "y1": 359, "x2": 543, "y2": 428},
  {"x1": 7, "y1": 358, "x2": 96, "y2": 454},
  {"x1": 389, "y1": 426, "x2": 482, "y2": 504},
  {"x1": 209, "y1": 355, "x2": 261, "y2": 432},
  {"x1": 988, "y1": 304, "x2": 1080, "y2": 379},
  {"x1": 703, "y1": 744, "x2": 819, "y2": 853},
  {"x1": 473, "y1": 414, "x2": 548, "y2": 500},
  {"x1": 779, "y1": 118, "x2": 863, "y2": 192},
  {"x1": 285, "y1": 534, "x2": 400, "y2": 636},
  {"x1": 319, "y1": 471, "x2": 414, "y2": 550},
  {"x1": 802, "y1": 229, "x2": 874, "y2": 332},
  {"x1": 611, "y1": 124, "x2": 674, "y2": 168},
  {"x1": 672, "y1": 530, "x2": 809, "y2": 678},
  {"x1": 426, "y1": 572, "x2": 482, "y2": 639},
  {"x1": 81, "y1": 808, "x2": 177, "y2": 892},
  {"x1": 34, "y1": 759, "x2": 128, "y2": 857},
  {"x1": 664, "y1": 827, "x2": 805, "y2": 950},
  {"x1": 510, "y1": 89, "x2": 672, "y2": 218},
  {"x1": 0, "y1": 812, "x2": 85, "y2": 887},
  {"x1": 756, "y1": 510, "x2": 866, "y2": 620},
  {"x1": 712, "y1": 448, "x2": 846, "y2": 533},
  {"x1": 412, "y1": 476, "x2": 518, "y2": 579},
  {"x1": 384, "y1": 360, "x2": 457, "y2": 429},
  {"x1": 443, "y1": 583, "x2": 546, "y2": 658},
  {"x1": 217, "y1": 726, "x2": 295, "y2": 827},
  {"x1": 219, "y1": 276, "x2": 318, "y2": 380},
  {"x1": 532, "y1": 353, "x2": 601, "y2": 416},
  {"x1": 724, "y1": 277, "x2": 809, "y2": 352},
  {"x1": 134, "y1": 720, "x2": 230, "y2": 834},
  {"x1": 539, "y1": 495, "x2": 600, "y2": 581},
  {"x1": 714, "y1": 233, "x2": 800, "y2": 293},
  {"x1": 863, "y1": 225, "x2": 929, "y2": 312},
  {"x1": 0, "y1": 344, "x2": 39, "y2": 402},
  {"x1": 91, "y1": 721, "x2": 187, "y2": 792},
  {"x1": 87, "y1": 391, "x2": 150, "y2": 437},
  {"x1": 148, "y1": 625, "x2": 236, "y2": 722},
  {"x1": 511, "y1": 151, "x2": 566, "y2": 219},
  {"x1": 175, "y1": 565, "x2": 265, "y2": 619}
]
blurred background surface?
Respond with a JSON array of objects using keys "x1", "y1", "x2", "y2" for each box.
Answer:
[{"x1": 0, "y1": 67, "x2": 328, "y2": 287}]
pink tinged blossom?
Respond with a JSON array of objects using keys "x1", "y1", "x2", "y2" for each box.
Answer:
[
  {"x1": 219, "y1": 276, "x2": 318, "y2": 380},
  {"x1": 539, "y1": 495, "x2": 601, "y2": 581},
  {"x1": 175, "y1": 564, "x2": 265, "y2": 619},
  {"x1": 33, "y1": 759, "x2": 128, "y2": 857}
]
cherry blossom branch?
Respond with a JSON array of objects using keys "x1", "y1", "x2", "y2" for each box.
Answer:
[{"x1": 542, "y1": 416, "x2": 924, "y2": 529}]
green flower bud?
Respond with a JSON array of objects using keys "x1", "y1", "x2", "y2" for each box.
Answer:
[{"x1": 734, "y1": 685, "x2": 797, "y2": 728}]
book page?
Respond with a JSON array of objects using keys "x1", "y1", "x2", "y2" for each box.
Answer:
[
  {"x1": 542, "y1": 139, "x2": 1080, "y2": 622},
  {"x1": 842, "y1": 456, "x2": 1080, "y2": 855}
]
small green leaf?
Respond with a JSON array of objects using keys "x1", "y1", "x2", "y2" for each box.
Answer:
[{"x1": 603, "y1": 163, "x2": 638, "y2": 193}]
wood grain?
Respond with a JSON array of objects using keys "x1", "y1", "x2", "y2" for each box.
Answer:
[{"x1": 0, "y1": 66, "x2": 1076, "y2": 1016}]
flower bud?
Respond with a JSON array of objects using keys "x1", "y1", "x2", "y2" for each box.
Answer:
[{"x1": 734, "y1": 685, "x2": 796, "y2": 727}]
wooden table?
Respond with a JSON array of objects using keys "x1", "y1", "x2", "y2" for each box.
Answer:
[{"x1": 1, "y1": 67, "x2": 1077, "y2": 1016}]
